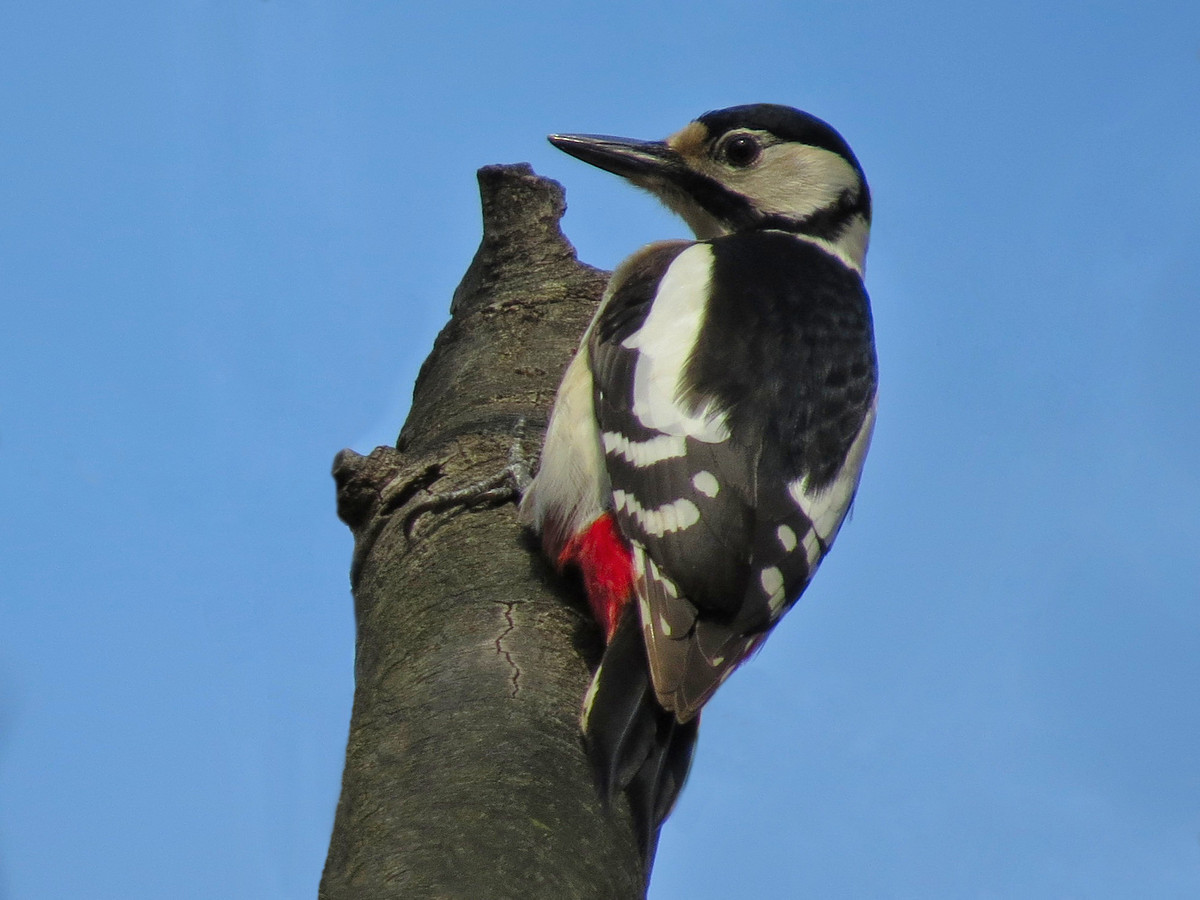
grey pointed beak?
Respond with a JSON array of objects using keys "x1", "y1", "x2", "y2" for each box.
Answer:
[{"x1": 547, "y1": 133, "x2": 683, "y2": 181}]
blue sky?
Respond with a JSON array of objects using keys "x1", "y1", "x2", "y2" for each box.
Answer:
[{"x1": 2, "y1": 2, "x2": 1198, "y2": 897}]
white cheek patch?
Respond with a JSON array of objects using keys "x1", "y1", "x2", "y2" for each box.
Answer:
[
  {"x1": 621, "y1": 245, "x2": 731, "y2": 443},
  {"x1": 717, "y1": 142, "x2": 869, "y2": 274},
  {"x1": 741, "y1": 144, "x2": 861, "y2": 222}
]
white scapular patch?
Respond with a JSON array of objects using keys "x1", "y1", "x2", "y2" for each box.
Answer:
[
  {"x1": 787, "y1": 398, "x2": 877, "y2": 547},
  {"x1": 658, "y1": 614, "x2": 673, "y2": 637},
  {"x1": 760, "y1": 566, "x2": 786, "y2": 614},
  {"x1": 602, "y1": 431, "x2": 686, "y2": 467},
  {"x1": 692, "y1": 470, "x2": 720, "y2": 497},
  {"x1": 776, "y1": 524, "x2": 797, "y2": 552},
  {"x1": 615, "y1": 489, "x2": 700, "y2": 538},
  {"x1": 620, "y1": 245, "x2": 731, "y2": 443}
]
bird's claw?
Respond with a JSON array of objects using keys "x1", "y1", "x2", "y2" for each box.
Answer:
[{"x1": 402, "y1": 418, "x2": 533, "y2": 538}]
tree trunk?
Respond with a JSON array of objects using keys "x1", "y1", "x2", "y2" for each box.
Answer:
[{"x1": 320, "y1": 165, "x2": 649, "y2": 899}]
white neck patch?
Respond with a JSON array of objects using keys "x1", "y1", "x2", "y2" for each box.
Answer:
[{"x1": 793, "y1": 213, "x2": 869, "y2": 276}]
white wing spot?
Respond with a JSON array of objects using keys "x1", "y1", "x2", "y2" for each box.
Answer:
[
  {"x1": 760, "y1": 566, "x2": 786, "y2": 614},
  {"x1": 692, "y1": 470, "x2": 720, "y2": 497},
  {"x1": 802, "y1": 530, "x2": 823, "y2": 568},
  {"x1": 777, "y1": 524, "x2": 797, "y2": 552},
  {"x1": 619, "y1": 492, "x2": 700, "y2": 538},
  {"x1": 632, "y1": 545, "x2": 653, "y2": 621},
  {"x1": 658, "y1": 614, "x2": 672, "y2": 637},
  {"x1": 786, "y1": 401, "x2": 876, "y2": 546},
  {"x1": 631, "y1": 542, "x2": 647, "y2": 578},
  {"x1": 643, "y1": 553, "x2": 682, "y2": 600},
  {"x1": 789, "y1": 474, "x2": 851, "y2": 545},
  {"x1": 602, "y1": 431, "x2": 687, "y2": 467}
]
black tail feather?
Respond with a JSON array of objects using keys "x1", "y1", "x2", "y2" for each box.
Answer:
[{"x1": 583, "y1": 611, "x2": 700, "y2": 864}]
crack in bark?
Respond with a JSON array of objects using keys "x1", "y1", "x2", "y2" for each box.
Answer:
[{"x1": 494, "y1": 600, "x2": 521, "y2": 699}]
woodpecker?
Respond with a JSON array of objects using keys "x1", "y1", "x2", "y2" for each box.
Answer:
[{"x1": 520, "y1": 104, "x2": 877, "y2": 852}]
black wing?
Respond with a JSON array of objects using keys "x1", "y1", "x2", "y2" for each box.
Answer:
[{"x1": 590, "y1": 231, "x2": 878, "y2": 721}]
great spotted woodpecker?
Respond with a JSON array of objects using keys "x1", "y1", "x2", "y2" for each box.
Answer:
[{"x1": 519, "y1": 104, "x2": 877, "y2": 851}]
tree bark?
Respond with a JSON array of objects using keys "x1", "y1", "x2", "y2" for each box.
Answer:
[{"x1": 320, "y1": 165, "x2": 649, "y2": 899}]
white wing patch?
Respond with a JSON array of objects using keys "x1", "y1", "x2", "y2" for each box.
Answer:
[
  {"x1": 787, "y1": 398, "x2": 877, "y2": 545},
  {"x1": 613, "y1": 489, "x2": 701, "y2": 537},
  {"x1": 631, "y1": 545, "x2": 653, "y2": 622},
  {"x1": 776, "y1": 524, "x2": 797, "y2": 552},
  {"x1": 801, "y1": 529, "x2": 824, "y2": 568},
  {"x1": 601, "y1": 431, "x2": 687, "y2": 467},
  {"x1": 760, "y1": 566, "x2": 786, "y2": 614},
  {"x1": 691, "y1": 470, "x2": 720, "y2": 497},
  {"x1": 620, "y1": 244, "x2": 730, "y2": 443}
]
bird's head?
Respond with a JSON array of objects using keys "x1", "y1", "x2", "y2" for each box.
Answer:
[{"x1": 550, "y1": 103, "x2": 870, "y2": 272}]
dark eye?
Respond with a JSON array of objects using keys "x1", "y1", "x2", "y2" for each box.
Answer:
[{"x1": 721, "y1": 133, "x2": 761, "y2": 168}]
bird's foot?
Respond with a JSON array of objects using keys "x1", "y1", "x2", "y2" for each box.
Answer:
[{"x1": 402, "y1": 418, "x2": 534, "y2": 538}]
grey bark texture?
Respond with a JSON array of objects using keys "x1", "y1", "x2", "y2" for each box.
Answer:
[{"x1": 320, "y1": 165, "x2": 650, "y2": 899}]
